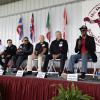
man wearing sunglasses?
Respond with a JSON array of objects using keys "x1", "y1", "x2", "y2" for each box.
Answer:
[
  {"x1": 11, "y1": 37, "x2": 33, "y2": 71},
  {"x1": 67, "y1": 25, "x2": 97, "y2": 79}
]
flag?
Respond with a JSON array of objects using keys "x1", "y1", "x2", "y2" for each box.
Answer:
[
  {"x1": 46, "y1": 12, "x2": 51, "y2": 42},
  {"x1": 30, "y1": 14, "x2": 34, "y2": 42},
  {"x1": 17, "y1": 17, "x2": 23, "y2": 40},
  {"x1": 63, "y1": 8, "x2": 67, "y2": 39}
]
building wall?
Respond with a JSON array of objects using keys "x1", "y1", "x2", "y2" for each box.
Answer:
[{"x1": 0, "y1": 0, "x2": 83, "y2": 48}]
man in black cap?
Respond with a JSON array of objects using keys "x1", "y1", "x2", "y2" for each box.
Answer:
[
  {"x1": 43, "y1": 31, "x2": 68, "y2": 75},
  {"x1": 67, "y1": 25, "x2": 97, "y2": 79}
]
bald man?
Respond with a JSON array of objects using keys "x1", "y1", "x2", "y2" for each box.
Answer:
[
  {"x1": 43, "y1": 31, "x2": 68, "y2": 75},
  {"x1": 27, "y1": 35, "x2": 48, "y2": 72}
]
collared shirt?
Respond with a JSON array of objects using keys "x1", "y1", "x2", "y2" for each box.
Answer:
[{"x1": 35, "y1": 41, "x2": 48, "y2": 55}]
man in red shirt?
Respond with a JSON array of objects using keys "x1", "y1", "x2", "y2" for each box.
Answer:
[{"x1": 67, "y1": 25, "x2": 97, "y2": 79}]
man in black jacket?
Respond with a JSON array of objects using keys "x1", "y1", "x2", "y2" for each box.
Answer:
[
  {"x1": 4, "y1": 39, "x2": 17, "y2": 70},
  {"x1": 67, "y1": 25, "x2": 97, "y2": 79},
  {"x1": 12, "y1": 37, "x2": 33, "y2": 70},
  {"x1": 43, "y1": 31, "x2": 68, "y2": 75}
]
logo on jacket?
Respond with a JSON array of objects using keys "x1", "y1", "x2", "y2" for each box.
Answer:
[{"x1": 59, "y1": 42, "x2": 63, "y2": 47}]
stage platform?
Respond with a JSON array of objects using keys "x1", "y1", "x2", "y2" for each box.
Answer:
[{"x1": 0, "y1": 72, "x2": 100, "y2": 100}]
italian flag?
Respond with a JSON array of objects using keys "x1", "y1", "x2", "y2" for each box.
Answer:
[{"x1": 46, "y1": 12, "x2": 51, "y2": 42}]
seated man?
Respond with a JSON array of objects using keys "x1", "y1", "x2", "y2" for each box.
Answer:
[
  {"x1": 0, "y1": 39, "x2": 5, "y2": 68},
  {"x1": 42, "y1": 31, "x2": 68, "y2": 75},
  {"x1": 4, "y1": 39, "x2": 17, "y2": 71},
  {"x1": 11, "y1": 37, "x2": 33, "y2": 71},
  {"x1": 27, "y1": 35, "x2": 48, "y2": 72},
  {"x1": 67, "y1": 25, "x2": 97, "y2": 79}
]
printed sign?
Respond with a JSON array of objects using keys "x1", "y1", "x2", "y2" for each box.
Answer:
[
  {"x1": 67, "y1": 74, "x2": 78, "y2": 81},
  {"x1": 37, "y1": 72, "x2": 45, "y2": 78},
  {"x1": 16, "y1": 70, "x2": 24, "y2": 77},
  {"x1": 0, "y1": 69, "x2": 4, "y2": 75}
]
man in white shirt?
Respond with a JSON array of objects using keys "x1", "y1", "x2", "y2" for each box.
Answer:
[
  {"x1": 0, "y1": 39, "x2": 5, "y2": 68},
  {"x1": 26, "y1": 35, "x2": 48, "y2": 72}
]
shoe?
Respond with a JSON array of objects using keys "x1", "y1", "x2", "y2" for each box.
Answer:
[
  {"x1": 59, "y1": 69, "x2": 63, "y2": 76},
  {"x1": 79, "y1": 72, "x2": 86, "y2": 80},
  {"x1": 67, "y1": 71, "x2": 74, "y2": 74},
  {"x1": 3, "y1": 70, "x2": 7, "y2": 75},
  {"x1": 26, "y1": 71, "x2": 32, "y2": 75},
  {"x1": 59, "y1": 72, "x2": 62, "y2": 76}
]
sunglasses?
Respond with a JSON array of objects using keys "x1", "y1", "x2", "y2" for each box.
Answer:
[
  {"x1": 24, "y1": 40, "x2": 28, "y2": 41},
  {"x1": 81, "y1": 30, "x2": 86, "y2": 32}
]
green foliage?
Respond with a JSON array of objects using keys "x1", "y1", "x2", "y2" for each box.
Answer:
[{"x1": 52, "y1": 83, "x2": 93, "y2": 100}]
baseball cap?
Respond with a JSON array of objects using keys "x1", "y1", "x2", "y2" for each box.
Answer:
[{"x1": 79, "y1": 25, "x2": 88, "y2": 30}]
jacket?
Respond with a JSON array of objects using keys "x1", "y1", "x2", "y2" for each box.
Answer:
[
  {"x1": 75, "y1": 35, "x2": 97, "y2": 62},
  {"x1": 50, "y1": 39, "x2": 68, "y2": 55}
]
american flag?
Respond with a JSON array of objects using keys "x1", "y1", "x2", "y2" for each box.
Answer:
[
  {"x1": 17, "y1": 17, "x2": 23, "y2": 40},
  {"x1": 30, "y1": 14, "x2": 34, "y2": 42}
]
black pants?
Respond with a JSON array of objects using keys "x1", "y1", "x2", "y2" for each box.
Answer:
[
  {"x1": 43, "y1": 54, "x2": 67, "y2": 73},
  {"x1": 12, "y1": 55, "x2": 28, "y2": 69},
  {"x1": 0, "y1": 56, "x2": 4, "y2": 67},
  {"x1": 4, "y1": 56, "x2": 12, "y2": 70}
]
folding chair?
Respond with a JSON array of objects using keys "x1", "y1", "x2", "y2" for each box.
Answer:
[
  {"x1": 48, "y1": 58, "x2": 67, "y2": 72},
  {"x1": 19, "y1": 59, "x2": 27, "y2": 71},
  {"x1": 76, "y1": 58, "x2": 96, "y2": 78},
  {"x1": 32, "y1": 56, "x2": 45, "y2": 71},
  {"x1": 48, "y1": 58, "x2": 66, "y2": 72}
]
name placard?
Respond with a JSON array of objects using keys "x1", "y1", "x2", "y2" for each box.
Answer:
[
  {"x1": 16, "y1": 70, "x2": 24, "y2": 77},
  {"x1": 67, "y1": 74, "x2": 78, "y2": 81},
  {"x1": 37, "y1": 72, "x2": 45, "y2": 78},
  {"x1": 0, "y1": 69, "x2": 4, "y2": 75}
]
